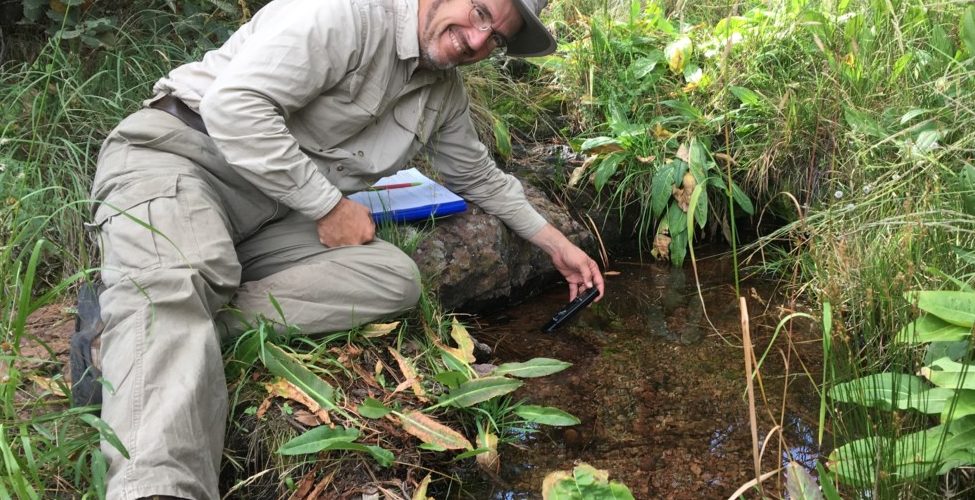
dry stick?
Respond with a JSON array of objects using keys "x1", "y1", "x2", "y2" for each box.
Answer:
[
  {"x1": 740, "y1": 297, "x2": 762, "y2": 494},
  {"x1": 727, "y1": 467, "x2": 784, "y2": 500}
]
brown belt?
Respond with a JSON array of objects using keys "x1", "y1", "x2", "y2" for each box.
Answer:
[{"x1": 149, "y1": 94, "x2": 209, "y2": 135}]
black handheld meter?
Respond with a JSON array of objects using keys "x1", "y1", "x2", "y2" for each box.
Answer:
[{"x1": 541, "y1": 287, "x2": 600, "y2": 333}]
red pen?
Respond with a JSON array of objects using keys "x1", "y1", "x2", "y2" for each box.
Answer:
[{"x1": 367, "y1": 181, "x2": 423, "y2": 191}]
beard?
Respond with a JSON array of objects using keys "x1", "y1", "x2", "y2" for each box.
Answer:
[{"x1": 417, "y1": 0, "x2": 458, "y2": 70}]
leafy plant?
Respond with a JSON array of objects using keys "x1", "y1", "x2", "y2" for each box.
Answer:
[
  {"x1": 828, "y1": 287, "x2": 975, "y2": 486},
  {"x1": 541, "y1": 463, "x2": 634, "y2": 500}
]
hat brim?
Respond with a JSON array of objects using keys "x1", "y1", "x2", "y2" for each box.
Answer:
[{"x1": 505, "y1": 0, "x2": 557, "y2": 58}]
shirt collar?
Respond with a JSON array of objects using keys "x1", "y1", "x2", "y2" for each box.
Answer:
[{"x1": 395, "y1": 0, "x2": 420, "y2": 61}]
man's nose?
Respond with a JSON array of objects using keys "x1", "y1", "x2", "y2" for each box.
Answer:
[{"x1": 468, "y1": 28, "x2": 493, "y2": 51}]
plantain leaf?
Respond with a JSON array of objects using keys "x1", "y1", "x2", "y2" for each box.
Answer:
[
  {"x1": 896, "y1": 314, "x2": 971, "y2": 344},
  {"x1": 651, "y1": 163, "x2": 675, "y2": 220},
  {"x1": 730, "y1": 181, "x2": 754, "y2": 215},
  {"x1": 729, "y1": 86, "x2": 763, "y2": 107},
  {"x1": 397, "y1": 410, "x2": 472, "y2": 450},
  {"x1": 492, "y1": 116, "x2": 511, "y2": 161},
  {"x1": 277, "y1": 426, "x2": 358, "y2": 455},
  {"x1": 829, "y1": 373, "x2": 947, "y2": 413},
  {"x1": 921, "y1": 358, "x2": 975, "y2": 390},
  {"x1": 960, "y1": 6, "x2": 975, "y2": 56},
  {"x1": 942, "y1": 389, "x2": 975, "y2": 422},
  {"x1": 493, "y1": 358, "x2": 571, "y2": 378},
  {"x1": 785, "y1": 461, "x2": 824, "y2": 500},
  {"x1": 357, "y1": 398, "x2": 392, "y2": 419},
  {"x1": 262, "y1": 342, "x2": 351, "y2": 420},
  {"x1": 594, "y1": 153, "x2": 625, "y2": 192},
  {"x1": 439, "y1": 376, "x2": 522, "y2": 408},
  {"x1": 664, "y1": 36, "x2": 693, "y2": 73},
  {"x1": 959, "y1": 164, "x2": 975, "y2": 217},
  {"x1": 906, "y1": 291, "x2": 975, "y2": 328},
  {"x1": 515, "y1": 405, "x2": 581, "y2": 426}
]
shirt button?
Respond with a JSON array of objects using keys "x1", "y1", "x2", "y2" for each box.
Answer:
[
  {"x1": 337, "y1": 165, "x2": 345, "y2": 171},
  {"x1": 356, "y1": 151, "x2": 364, "y2": 157}
]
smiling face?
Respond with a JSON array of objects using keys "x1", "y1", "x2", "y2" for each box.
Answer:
[{"x1": 417, "y1": 0, "x2": 524, "y2": 70}]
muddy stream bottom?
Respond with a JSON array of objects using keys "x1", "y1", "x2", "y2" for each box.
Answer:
[{"x1": 455, "y1": 256, "x2": 825, "y2": 499}]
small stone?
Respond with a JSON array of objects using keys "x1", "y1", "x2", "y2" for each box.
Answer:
[{"x1": 690, "y1": 463, "x2": 702, "y2": 476}]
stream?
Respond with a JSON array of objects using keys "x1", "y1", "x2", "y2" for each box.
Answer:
[{"x1": 457, "y1": 254, "x2": 825, "y2": 499}]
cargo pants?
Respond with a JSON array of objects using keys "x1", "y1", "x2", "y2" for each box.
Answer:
[{"x1": 90, "y1": 109, "x2": 422, "y2": 500}]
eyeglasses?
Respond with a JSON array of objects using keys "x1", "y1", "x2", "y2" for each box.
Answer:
[{"x1": 468, "y1": 0, "x2": 508, "y2": 53}]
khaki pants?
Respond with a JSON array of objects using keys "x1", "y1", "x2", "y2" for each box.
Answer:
[{"x1": 91, "y1": 109, "x2": 421, "y2": 500}]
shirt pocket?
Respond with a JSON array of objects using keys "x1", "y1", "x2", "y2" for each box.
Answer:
[
  {"x1": 393, "y1": 96, "x2": 440, "y2": 146},
  {"x1": 306, "y1": 147, "x2": 383, "y2": 193}
]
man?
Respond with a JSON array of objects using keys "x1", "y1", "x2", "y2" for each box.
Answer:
[{"x1": 85, "y1": 0, "x2": 604, "y2": 497}]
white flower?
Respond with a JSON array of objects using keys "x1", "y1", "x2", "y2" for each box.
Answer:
[
  {"x1": 892, "y1": 174, "x2": 901, "y2": 181},
  {"x1": 845, "y1": 203, "x2": 855, "y2": 210},
  {"x1": 862, "y1": 185, "x2": 871, "y2": 194},
  {"x1": 834, "y1": 190, "x2": 844, "y2": 199}
]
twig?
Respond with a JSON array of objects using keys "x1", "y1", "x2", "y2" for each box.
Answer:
[
  {"x1": 727, "y1": 467, "x2": 784, "y2": 500},
  {"x1": 740, "y1": 297, "x2": 762, "y2": 493}
]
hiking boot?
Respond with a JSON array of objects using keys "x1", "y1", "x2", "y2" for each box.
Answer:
[{"x1": 70, "y1": 281, "x2": 105, "y2": 408}]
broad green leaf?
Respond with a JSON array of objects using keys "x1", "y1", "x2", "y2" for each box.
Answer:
[
  {"x1": 670, "y1": 224, "x2": 688, "y2": 267},
  {"x1": 492, "y1": 116, "x2": 511, "y2": 161},
  {"x1": 667, "y1": 202, "x2": 687, "y2": 236},
  {"x1": 580, "y1": 136, "x2": 623, "y2": 154},
  {"x1": 449, "y1": 318, "x2": 476, "y2": 363},
  {"x1": 729, "y1": 86, "x2": 763, "y2": 107},
  {"x1": 829, "y1": 425, "x2": 948, "y2": 486},
  {"x1": 631, "y1": 51, "x2": 664, "y2": 79},
  {"x1": 357, "y1": 398, "x2": 392, "y2": 419},
  {"x1": 434, "y1": 370, "x2": 467, "y2": 388},
  {"x1": 896, "y1": 314, "x2": 971, "y2": 343},
  {"x1": 651, "y1": 164, "x2": 675, "y2": 219},
  {"x1": 912, "y1": 130, "x2": 941, "y2": 156},
  {"x1": 959, "y1": 164, "x2": 975, "y2": 217},
  {"x1": 942, "y1": 389, "x2": 975, "y2": 422},
  {"x1": 80, "y1": 414, "x2": 129, "y2": 459},
  {"x1": 730, "y1": 181, "x2": 754, "y2": 215},
  {"x1": 960, "y1": 6, "x2": 975, "y2": 55},
  {"x1": 924, "y1": 340, "x2": 970, "y2": 365},
  {"x1": 440, "y1": 376, "x2": 522, "y2": 408},
  {"x1": 683, "y1": 64, "x2": 703, "y2": 84},
  {"x1": 515, "y1": 405, "x2": 581, "y2": 426},
  {"x1": 921, "y1": 357, "x2": 975, "y2": 390},
  {"x1": 688, "y1": 138, "x2": 709, "y2": 179},
  {"x1": 323, "y1": 442, "x2": 395, "y2": 467},
  {"x1": 688, "y1": 180, "x2": 708, "y2": 231},
  {"x1": 843, "y1": 106, "x2": 886, "y2": 138},
  {"x1": 262, "y1": 342, "x2": 350, "y2": 419},
  {"x1": 397, "y1": 410, "x2": 472, "y2": 450},
  {"x1": 277, "y1": 426, "x2": 358, "y2": 455},
  {"x1": 664, "y1": 36, "x2": 693, "y2": 73},
  {"x1": 661, "y1": 99, "x2": 702, "y2": 120},
  {"x1": 493, "y1": 358, "x2": 571, "y2": 378},
  {"x1": 594, "y1": 153, "x2": 625, "y2": 192},
  {"x1": 956, "y1": 245, "x2": 975, "y2": 265},
  {"x1": 900, "y1": 108, "x2": 928, "y2": 125},
  {"x1": 785, "y1": 461, "x2": 823, "y2": 500},
  {"x1": 542, "y1": 463, "x2": 635, "y2": 499},
  {"x1": 906, "y1": 291, "x2": 975, "y2": 328},
  {"x1": 829, "y1": 373, "x2": 929, "y2": 411}
]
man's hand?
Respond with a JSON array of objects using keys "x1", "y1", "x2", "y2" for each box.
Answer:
[
  {"x1": 316, "y1": 197, "x2": 375, "y2": 247},
  {"x1": 529, "y1": 224, "x2": 605, "y2": 302}
]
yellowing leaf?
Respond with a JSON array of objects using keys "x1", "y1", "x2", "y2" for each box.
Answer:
[
  {"x1": 265, "y1": 378, "x2": 331, "y2": 425},
  {"x1": 397, "y1": 410, "x2": 472, "y2": 450},
  {"x1": 672, "y1": 172, "x2": 697, "y2": 212},
  {"x1": 412, "y1": 473, "x2": 433, "y2": 500},
  {"x1": 361, "y1": 321, "x2": 400, "y2": 338},
  {"x1": 664, "y1": 36, "x2": 693, "y2": 74},
  {"x1": 450, "y1": 318, "x2": 477, "y2": 363},
  {"x1": 652, "y1": 122, "x2": 673, "y2": 140},
  {"x1": 388, "y1": 347, "x2": 428, "y2": 401},
  {"x1": 476, "y1": 432, "x2": 500, "y2": 473}
]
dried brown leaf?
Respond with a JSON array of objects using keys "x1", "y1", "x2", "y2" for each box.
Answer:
[
  {"x1": 292, "y1": 409, "x2": 321, "y2": 427},
  {"x1": 476, "y1": 432, "x2": 500, "y2": 473},
  {"x1": 255, "y1": 396, "x2": 273, "y2": 419},
  {"x1": 412, "y1": 473, "x2": 433, "y2": 500},
  {"x1": 388, "y1": 347, "x2": 428, "y2": 401},
  {"x1": 653, "y1": 234, "x2": 671, "y2": 260},
  {"x1": 265, "y1": 378, "x2": 331, "y2": 424},
  {"x1": 450, "y1": 317, "x2": 476, "y2": 363},
  {"x1": 672, "y1": 171, "x2": 697, "y2": 211}
]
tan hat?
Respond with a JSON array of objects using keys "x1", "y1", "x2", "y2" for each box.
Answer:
[{"x1": 506, "y1": 0, "x2": 557, "y2": 57}]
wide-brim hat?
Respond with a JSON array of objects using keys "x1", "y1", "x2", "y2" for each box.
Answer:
[{"x1": 506, "y1": 0, "x2": 557, "y2": 57}]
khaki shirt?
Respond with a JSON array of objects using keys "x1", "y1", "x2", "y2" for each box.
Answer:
[{"x1": 150, "y1": 0, "x2": 547, "y2": 239}]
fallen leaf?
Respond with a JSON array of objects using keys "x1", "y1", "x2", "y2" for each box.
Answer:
[
  {"x1": 256, "y1": 397, "x2": 273, "y2": 419},
  {"x1": 388, "y1": 347, "x2": 428, "y2": 401},
  {"x1": 361, "y1": 321, "x2": 400, "y2": 338},
  {"x1": 374, "y1": 359, "x2": 383, "y2": 377},
  {"x1": 636, "y1": 155, "x2": 656, "y2": 164},
  {"x1": 293, "y1": 409, "x2": 321, "y2": 427},
  {"x1": 676, "y1": 143, "x2": 690, "y2": 162},
  {"x1": 567, "y1": 164, "x2": 587, "y2": 188},
  {"x1": 265, "y1": 378, "x2": 331, "y2": 425},
  {"x1": 412, "y1": 473, "x2": 433, "y2": 500},
  {"x1": 713, "y1": 152, "x2": 737, "y2": 165},
  {"x1": 652, "y1": 123, "x2": 673, "y2": 140},
  {"x1": 29, "y1": 375, "x2": 66, "y2": 397}
]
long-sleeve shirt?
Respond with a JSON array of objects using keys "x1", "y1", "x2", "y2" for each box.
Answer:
[{"x1": 149, "y1": 0, "x2": 547, "y2": 239}]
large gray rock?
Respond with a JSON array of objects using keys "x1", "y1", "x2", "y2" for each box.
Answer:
[{"x1": 412, "y1": 183, "x2": 595, "y2": 311}]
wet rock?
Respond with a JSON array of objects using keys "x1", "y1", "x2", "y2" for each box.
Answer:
[{"x1": 412, "y1": 183, "x2": 595, "y2": 310}]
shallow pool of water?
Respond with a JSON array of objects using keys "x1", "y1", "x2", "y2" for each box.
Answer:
[{"x1": 458, "y1": 255, "x2": 825, "y2": 499}]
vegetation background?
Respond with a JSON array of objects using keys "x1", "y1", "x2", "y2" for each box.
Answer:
[{"x1": 1, "y1": 0, "x2": 975, "y2": 498}]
